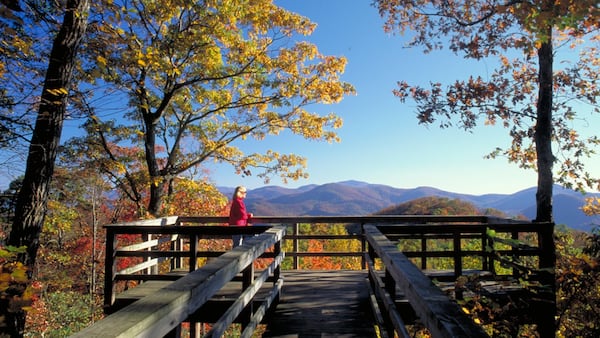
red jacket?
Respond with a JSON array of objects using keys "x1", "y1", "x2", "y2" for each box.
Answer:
[{"x1": 229, "y1": 197, "x2": 251, "y2": 226}]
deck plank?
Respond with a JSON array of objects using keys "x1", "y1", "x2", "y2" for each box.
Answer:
[{"x1": 262, "y1": 270, "x2": 377, "y2": 338}]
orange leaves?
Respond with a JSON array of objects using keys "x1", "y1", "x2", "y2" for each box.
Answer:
[
  {"x1": 582, "y1": 197, "x2": 600, "y2": 216},
  {"x1": 0, "y1": 246, "x2": 43, "y2": 317},
  {"x1": 162, "y1": 177, "x2": 228, "y2": 216},
  {"x1": 79, "y1": 0, "x2": 355, "y2": 215}
]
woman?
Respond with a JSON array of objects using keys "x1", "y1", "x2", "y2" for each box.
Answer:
[{"x1": 229, "y1": 186, "x2": 253, "y2": 247}]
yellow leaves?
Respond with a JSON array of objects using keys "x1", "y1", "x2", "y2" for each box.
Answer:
[
  {"x1": 45, "y1": 87, "x2": 69, "y2": 96},
  {"x1": 97, "y1": 55, "x2": 108, "y2": 67},
  {"x1": 10, "y1": 262, "x2": 28, "y2": 283},
  {"x1": 0, "y1": 267, "x2": 11, "y2": 291},
  {"x1": 0, "y1": 246, "x2": 39, "y2": 313},
  {"x1": 115, "y1": 162, "x2": 127, "y2": 175},
  {"x1": 582, "y1": 197, "x2": 600, "y2": 216},
  {"x1": 83, "y1": 0, "x2": 355, "y2": 198}
]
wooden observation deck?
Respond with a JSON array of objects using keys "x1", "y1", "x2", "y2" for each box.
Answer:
[{"x1": 72, "y1": 216, "x2": 556, "y2": 338}]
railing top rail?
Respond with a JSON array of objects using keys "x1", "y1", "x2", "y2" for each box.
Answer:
[
  {"x1": 105, "y1": 215, "x2": 534, "y2": 228},
  {"x1": 364, "y1": 224, "x2": 489, "y2": 338},
  {"x1": 75, "y1": 225, "x2": 286, "y2": 338},
  {"x1": 104, "y1": 224, "x2": 272, "y2": 235}
]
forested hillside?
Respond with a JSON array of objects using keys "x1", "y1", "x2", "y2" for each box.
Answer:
[
  {"x1": 238, "y1": 181, "x2": 600, "y2": 231},
  {"x1": 373, "y1": 196, "x2": 600, "y2": 337},
  {"x1": 2, "y1": 179, "x2": 599, "y2": 336}
]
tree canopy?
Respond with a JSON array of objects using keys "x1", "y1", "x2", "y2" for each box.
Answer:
[
  {"x1": 66, "y1": 0, "x2": 355, "y2": 216},
  {"x1": 375, "y1": 0, "x2": 600, "y2": 222}
]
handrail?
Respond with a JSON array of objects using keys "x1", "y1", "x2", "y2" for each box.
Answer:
[
  {"x1": 90, "y1": 215, "x2": 554, "y2": 338},
  {"x1": 74, "y1": 225, "x2": 285, "y2": 338},
  {"x1": 365, "y1": 224, "x2": 489, "y2": 338}
]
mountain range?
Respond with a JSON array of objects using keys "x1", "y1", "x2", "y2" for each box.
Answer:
[{"x1": 220, "y1": 181, "x2": 600, "y2": 232}]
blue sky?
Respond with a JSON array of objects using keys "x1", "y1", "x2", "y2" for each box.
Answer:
[
  {"x1": 209, "y1": 0, "x2": 548, "y2": 195},
  {"x1": 2, "y1": 0, "x2": 597, "y2": 196}
]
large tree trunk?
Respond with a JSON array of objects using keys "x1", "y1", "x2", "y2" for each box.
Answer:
[
  {"x1": 143, "y1": 110, "x2": 165, "y2": 216},
  {"x1": 4, "y1": 1, "x2": 89, "y2": 336},
  {"x1": 534, "y1": 38, "x2": 554, "y2": 223}
]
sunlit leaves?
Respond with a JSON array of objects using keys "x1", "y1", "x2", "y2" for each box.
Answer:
[
  {"x1": 162, "y1": 177, "x2": 228, "y2": 216},
  {"x1": 77, "y1": 0, "x2": 354, "y2": 215},
  {"x1": 582, "y1": 197, "x2": 600, "y2": 216},
  {"x1": 0, "y1": 245, "x2": 42, "y2": 323},
  {"x1": 376, "y1": 0, "x2": 600, "y2": 194},
  {"x1": 555, "y1": 228, "x2": 600, "y2": 337}
]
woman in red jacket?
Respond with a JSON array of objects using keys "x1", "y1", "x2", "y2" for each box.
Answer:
[{"x1": 229, "y1": 186, "x2": 253, "y2": 247}]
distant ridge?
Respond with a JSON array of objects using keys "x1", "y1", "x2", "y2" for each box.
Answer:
[{"x1": 220, "y1": 180, "x2": 600, "y2": 232}]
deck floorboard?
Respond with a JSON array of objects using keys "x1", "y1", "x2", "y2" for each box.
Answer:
[{"x1": 262, "y1": 270, "x2": 377, "y2": 338}]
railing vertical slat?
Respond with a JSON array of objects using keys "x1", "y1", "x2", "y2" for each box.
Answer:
[
  {"x1": 360, "y1": 222, "x2": 366, "y2": 269},
  {"x1": 103, "y1": 228, "x2": 116, "y2": 310},
  {"x1": 453, "y1": 230, "x2": 462, "y2": 277},
  {"x1": 189, "y1": 234, "x2": 198, "y2": 272},
  {"x1": 420, "y1": 233, "x2": 427, "y2": 269},
  {"x1": 293, "y1": 223, "x2": 299, "y2": 269}
]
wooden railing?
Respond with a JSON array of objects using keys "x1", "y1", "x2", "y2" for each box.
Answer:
[
  {"x1": 74, "y1": 215, "x2": 555, "y2": 338},
  {"x1": 363, "y1": 216, "x2": 555, "y2": 338},
  {"x1": 75, "y1": 217, "x2": 285, "y2": 338}
]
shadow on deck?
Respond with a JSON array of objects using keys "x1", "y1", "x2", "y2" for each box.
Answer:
[{"x1": 262, "y1": 270, "x2": 376, "y2": 338}]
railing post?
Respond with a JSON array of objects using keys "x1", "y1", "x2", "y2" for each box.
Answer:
[
  {"x1": 141, "y1": 233, "x2": 155, "y2": 276},
  {"x1": 420, "y1": 233, "x2": 427, "y2": 269},
  {"x1": 453, "y1": 230, "x2": 462, "y2": 278},
  {"x1": 360, "y1": 223, "x2": 366, "y2": 270},
  {"x1": 512, "y1": 230, "x2": 519, "y2": 278},
  {"x1": 241, "y1": 262, "x2": 255, "y2": 330},
  {"x1": 293, "y1": 223, "x2": 299, "y2": 270},
  {"x1": 487, "y1": 229, "x2": 497, "y2": 276},
  {"x1": 103, "y1": 228, "x2": 116, "y2": 311},
  {"x1": 189, "y1": 234, "x2": 198, "y2": 272},
  {"x1": 383, "y1": 268, "x2": 396, "y2": 336},
  {"x1": 274, "y1": 237, "x2": 281, "y2": 283},
  {"x1": 170, "y1": 234, "x2": 179, "y2": 271},
  {"x1": 481, "y1": 231, "x2": 489, "y2": 272}
]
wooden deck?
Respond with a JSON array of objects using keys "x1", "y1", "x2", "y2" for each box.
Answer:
[
  {"x1": 262, "y1": 270, "x2": 377, "y2": 338},
  {"x1": 89, "y1": 217, "x2": 555, "y2": 337}
]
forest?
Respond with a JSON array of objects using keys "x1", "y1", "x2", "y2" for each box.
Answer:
[
  {"x1": 2, "y1": 186, "x2": 600, "y2": 336},
  {"x1": 1, "y1": 0, "x2": 599, "y2": 337}
]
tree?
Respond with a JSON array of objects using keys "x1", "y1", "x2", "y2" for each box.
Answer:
[
  {"x1": 374, "y1": 0, "x2": 600, "y2": 222},
  {"x1": 4, "y1": 0, "x2": 90, "y2": 336},
  {"x1": 555, "y1": 227, "x2": 600, "y2": 336},
  {"x1": 0, "y1": 178, "x2": 21, "y2": 234},
  {"x1": 72, "y1": 0, "x2": 354, "y2": 216}
]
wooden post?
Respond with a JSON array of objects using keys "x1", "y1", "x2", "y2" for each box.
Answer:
[
  {"x1": 274, "y1": 239, "x2": 281, "y2": 283},
  {"x1": 103, "y1": 228, "x2": 116, "y2": 312},
  {"x1": 384, "y1": 268, "x2": 396, "y2": 336},
  {"x1": 141, "y1": 233, "x2": 155, "y2": 276},
  {"x1": 481, "y1": 231, "x2": 489, "y2": 272},
  {"x1": 241, "y1": 263, "x2": 255, "y2": 330},
  {"x1": 453, "y1": 230, "x2": 462, "y2": 278},
  {"x1": 420, "y1": 233, "x2": 427, "y2": 269},
  {"x1": 189, "y1": 234, "x2": 198, "y2": 272},
  {"x1": 360, "y1": 222, "x2": 366, "y2": 270},
  {"x1": 293, "y1": 223, "x2": 299, "y2": 270},
  {"x1": 170, "y1": 234, "x2": 178, "y2": 271},
  {"x1": 512, "y1": 230, "x2": 519, "y2": 278}
]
